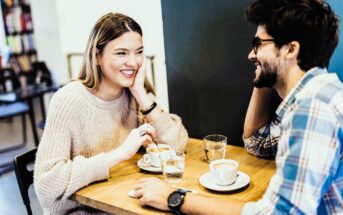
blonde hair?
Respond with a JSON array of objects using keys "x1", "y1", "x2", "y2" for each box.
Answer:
[{"x1": 78, "y1": 12, "x2": 155, "y2": 94}]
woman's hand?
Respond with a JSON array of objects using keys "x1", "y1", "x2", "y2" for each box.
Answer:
[
  {"x1": 118, "y1": 123, "x2": 156, "y2": 160},
  {"x1": 130, "y1": 58, "x2": 147, "y2": 96},
  {"x1": 129, "y1": 59, "x2": 156, "y2": 112}
]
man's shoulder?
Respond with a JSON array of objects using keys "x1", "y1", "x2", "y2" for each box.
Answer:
[
  {"x1": 294, "y1": 73, "x2": 343, "y2": 124},
  {"x1": 298, "y1": 73, "x2": 343, "y2": 104}
]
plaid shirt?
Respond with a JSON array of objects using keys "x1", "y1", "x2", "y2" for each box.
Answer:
[
  {"x1": 242, "y1": 67, "x2": 343, "y2": 214},
  {"x1": 243, "y1": 118, "x2": 281, "y2": 158}
]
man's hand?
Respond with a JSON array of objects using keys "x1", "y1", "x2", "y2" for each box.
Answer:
[{"x1": 133, "y1": 177, "x2": 176, "y2": 211}]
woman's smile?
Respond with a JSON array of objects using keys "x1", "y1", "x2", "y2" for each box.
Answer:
[{"x1": 120, "y1": 69, "x2": 136, "y2": 78}]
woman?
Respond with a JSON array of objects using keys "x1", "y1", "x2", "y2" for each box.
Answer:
[{"x1": 34, "y1": 13, "x2": 188, "y2": 214}]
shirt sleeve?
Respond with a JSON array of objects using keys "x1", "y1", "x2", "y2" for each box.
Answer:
[
  {"x1": 243, "y1": 118, "x2": 281, "y2": 158},
  {"x1": 242, "y1": 98, "x2": 341, "y2": 214}
]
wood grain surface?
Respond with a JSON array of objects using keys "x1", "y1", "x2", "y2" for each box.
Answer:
[{"x1": 71, "y1": 138, "x2": 276, "y2": 214}]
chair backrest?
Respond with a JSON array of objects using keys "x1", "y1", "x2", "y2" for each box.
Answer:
[
  {"x1": 32, "y1": 61, "x2": 52, "y2": 86},
  {"x1": 0, "y1": 68, "x2": 21, "y2": 93},
  {"x1": 14, "y1": 148, "x2": 37, "y2": 215}
]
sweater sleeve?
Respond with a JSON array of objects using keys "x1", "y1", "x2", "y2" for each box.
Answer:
[
  {"x1": 149, "y1": 111, "x2": 189, "y2": 152},
  {"x1": 33, "y1": 90, "x2": 109, "y2": 210}
]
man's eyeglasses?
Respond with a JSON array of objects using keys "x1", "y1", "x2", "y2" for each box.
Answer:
[{"x1": 252, "y1": 37, "x2": 275, "y2": 54}]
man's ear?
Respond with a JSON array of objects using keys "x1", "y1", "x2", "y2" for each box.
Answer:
[{"x1": 285, "y1": 41, "x2": 300, "y2": 60}]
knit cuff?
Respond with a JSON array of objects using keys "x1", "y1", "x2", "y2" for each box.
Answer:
[
  {"x1": 149, "y1": 112, "x2": 188, "y2": 152},
  {"x1": 149, "y1": 111, "x2": 175, "y2": 132}
]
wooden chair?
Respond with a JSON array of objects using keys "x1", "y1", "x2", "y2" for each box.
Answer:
[{"x1": 13, "y1": 147, "x2": 37, "y2": 215}]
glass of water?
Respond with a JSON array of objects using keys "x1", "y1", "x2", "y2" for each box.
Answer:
[
  {"x1": 203, "y1": 134, "x2": 227, "y2": 162},
  {"x1": 160, "y1": 151, "x2": 185, "y2": 183}
]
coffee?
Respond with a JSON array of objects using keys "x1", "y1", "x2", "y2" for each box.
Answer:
[
  {"x1": 143, "y1": 144, "x2": 171, "y2": 167},
  {"x1": 147, "y1": 147, "x2": 169, "y2": 153},
  {"x1": 213, "y1": 163, "x2": 236, "y2": 170}
]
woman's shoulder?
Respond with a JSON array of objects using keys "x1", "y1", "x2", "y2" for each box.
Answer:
[
  {"x1": 54, "y1": 81, "x2": 85, "y2": 97},
  {"x1": 56, "y1": 80, "x2": 84, "y2": 93},
  {"x1": 50, "y1": 81, "x2": 87, "y2": 108}
]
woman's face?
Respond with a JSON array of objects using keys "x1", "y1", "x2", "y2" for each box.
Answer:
[{"x1": 97, "y1": 31, "x2": 143, "y2": 89}]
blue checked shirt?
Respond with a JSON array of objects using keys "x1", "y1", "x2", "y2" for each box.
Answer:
[
  {"x1": 243, "y1": 117, "x2": 281, "y2": 158},
  {"x1": 242, "y1": 67, "x2": 343, "y2": 214}
]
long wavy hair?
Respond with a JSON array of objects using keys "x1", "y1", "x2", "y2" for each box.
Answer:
[{"x1": 78, "y1": 12, "x2": 154, "y2": 94}]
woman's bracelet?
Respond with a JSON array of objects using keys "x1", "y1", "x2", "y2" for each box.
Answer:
[{"x1": 140, "y1": 101, "x2": 157, "y2": 115}]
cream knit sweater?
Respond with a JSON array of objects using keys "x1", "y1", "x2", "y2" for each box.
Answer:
[{"x1": 34, "y1": 81, "x2": 188, "y2": 214}]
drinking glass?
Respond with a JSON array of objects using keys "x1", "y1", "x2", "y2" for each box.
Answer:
[
  {"x1": 203, "y1": 134, "x2": 227, "y2": 162},
  {"x1": 160, "y1": 151, "x2": 185, "y2": 183}
]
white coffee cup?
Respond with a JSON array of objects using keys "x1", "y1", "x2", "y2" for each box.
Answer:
[
  {"x1": 143, "y1": 144, "x2": 171, "y2": 167},
  {"x1": 210, "y1": 159, "x2": 238, "y2": 186}
]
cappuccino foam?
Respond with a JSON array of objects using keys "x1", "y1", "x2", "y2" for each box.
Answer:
[
  {"x1": 147, "y1": 147, "x2": 169, "y2": 153},
  {"x1": 213, "y1": 163, "x2": 236, "y2": 170}
]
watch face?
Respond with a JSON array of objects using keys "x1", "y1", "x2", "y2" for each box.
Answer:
[{"x1": 169, "y1": 192, "x2": 183, "y2": 207}]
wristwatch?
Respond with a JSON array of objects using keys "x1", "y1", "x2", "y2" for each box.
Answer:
[{"x1": 168, "y1": 189, "x2": 188, "y2": 215}]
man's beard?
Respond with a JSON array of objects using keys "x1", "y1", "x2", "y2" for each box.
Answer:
[{"x1": 253, "y1": 61, "x2": 277, "y2": 88}]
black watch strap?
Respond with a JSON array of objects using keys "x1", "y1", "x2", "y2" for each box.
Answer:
[
  {"x1": 171, "y1": 209, "x2": 186, "y2": 215},
  {"x1": 168, "y1": 189, "x2": 188, "y2": 215}
]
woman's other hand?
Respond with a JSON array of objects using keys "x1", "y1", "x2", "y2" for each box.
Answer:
[{"x1": 118, "y1": 123, "x2": 156, "y2": 160}]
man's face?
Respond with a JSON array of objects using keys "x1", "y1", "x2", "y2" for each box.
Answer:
[{"x1": 248, "y1": 25, "x2": 280, "y2": 88}]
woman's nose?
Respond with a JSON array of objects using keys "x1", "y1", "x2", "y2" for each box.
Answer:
[{"x1": 126, "y1": 54, "x2": 138, "y2": 67}]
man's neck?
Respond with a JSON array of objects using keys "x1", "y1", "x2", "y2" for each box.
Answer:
[{"x1": 275, "y1": 65, "x2": 306, "y2": 99}]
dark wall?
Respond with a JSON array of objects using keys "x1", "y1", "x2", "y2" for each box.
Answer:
[
  {"x1": 328, "y1": 0, "x2": 343, "y2": 81},
  {"x1": 162, "y1": 0, "x2": 256, "y2": 146}
]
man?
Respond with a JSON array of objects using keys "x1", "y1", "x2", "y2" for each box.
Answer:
[
  {"x1": 133, "y1": 0, "x2": 343, "y2": 214},
  {"x1": 242, "y1": 0, "x2": 328, "y2": 159}
]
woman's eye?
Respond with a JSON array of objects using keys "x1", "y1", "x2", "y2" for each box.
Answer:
[{"x1": 116, "y1": 52, "x2": 126, "y2": 55}]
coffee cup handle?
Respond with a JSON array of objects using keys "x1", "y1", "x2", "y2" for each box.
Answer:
[{"x1": 143, "y1": 154, "x2": 151, "y2": 164}]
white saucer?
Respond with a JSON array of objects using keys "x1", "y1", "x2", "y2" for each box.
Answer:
[
  {"x1": 199, "y1": 171, "x2": 250, "y2": 192},
  {"x1": 137, "y1": 158, "x2": 162, "y2": 173}
]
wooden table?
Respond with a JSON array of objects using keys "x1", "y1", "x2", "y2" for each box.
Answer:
[{"x1": 72, "y1": 138, "x2": 276, "y2": 214}]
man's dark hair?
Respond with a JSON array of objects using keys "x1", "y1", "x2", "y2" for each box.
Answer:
[{"x1": 246, "y1": 0, "x2": 339, "y2": 71}]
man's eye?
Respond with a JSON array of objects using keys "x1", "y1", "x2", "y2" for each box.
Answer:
[
  {"x1": 116, "y1": 52, "x2": 126, "y2": 55},
  {"x1": 137, "y1": 50, "x2": 143, "y2": 54}
]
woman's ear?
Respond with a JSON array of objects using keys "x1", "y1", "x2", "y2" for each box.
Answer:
[{"x1": 95, "y1": 48, "x2": 101, "y2": 65}]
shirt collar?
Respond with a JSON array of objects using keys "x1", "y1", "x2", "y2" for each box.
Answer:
[{"x1": 276, "y1": 67, "x2": 328, "y2": 119}]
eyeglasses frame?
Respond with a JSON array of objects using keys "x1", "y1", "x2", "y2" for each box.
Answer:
[{"x1": 252, "y1": 37, "x2": 275, "y2": 54}]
